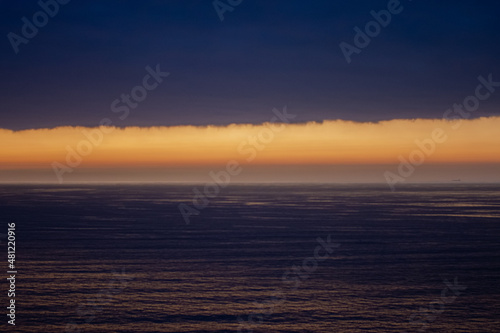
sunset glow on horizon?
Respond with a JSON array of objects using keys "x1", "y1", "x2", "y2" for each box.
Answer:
[
  {"x1": 1, "y1": 116, "x2": 499, "y2": 184},
  {"x1": 1, "y1": 117, "x2": 500, "y2": 168}
]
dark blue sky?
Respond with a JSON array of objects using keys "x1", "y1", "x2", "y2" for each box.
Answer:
[{"x1": 1, "y1": 0, "x2": 500, "y2": 130}]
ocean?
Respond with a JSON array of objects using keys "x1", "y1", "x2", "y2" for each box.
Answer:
[{"x1": 1, "y1": 184, "x2": 500, "y2": 332}]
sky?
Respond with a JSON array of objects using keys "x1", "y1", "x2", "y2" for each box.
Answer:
[
  {"x1": 2, "y1": 116, "x2": 499, "y2": 184},
  {"x1": 1, "y1": 0, "x2": 500, "y2": 129},
  {"x1": 0, "y1": 0, "x2": 499, "y2": 184},
  {"x1": 2, "y1": 118, "x2": 500, "y2": 166}
]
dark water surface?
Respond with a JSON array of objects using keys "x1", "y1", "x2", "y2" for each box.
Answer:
[{"x1": 1, "y1": 184, "x2": 500, "y2": 332}]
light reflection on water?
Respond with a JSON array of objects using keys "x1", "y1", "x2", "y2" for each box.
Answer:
[{"x1": 1, "y1": 184, "x2": 499, "y2": 332}]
